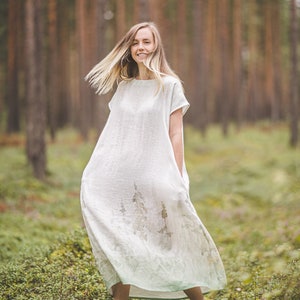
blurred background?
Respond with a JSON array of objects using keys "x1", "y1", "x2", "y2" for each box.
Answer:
[
  {"x1": 1, "y1": 2, "x2": 300, "y2": 298},
  {"x1": 0, "y1": 0, "x2": 299, "y2": 178}
]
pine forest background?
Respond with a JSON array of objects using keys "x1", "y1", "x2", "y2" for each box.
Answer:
[
  {"x1": 0, "y1": 0, "x2": 300, "y2": 177},
  {"x1": 0, "y1": 1, "x2": 300, "y2": 299}
]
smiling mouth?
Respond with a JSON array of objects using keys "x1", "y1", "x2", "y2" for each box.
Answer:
[{"x1": 137, "y1": 53, "x2": 147, "y2": 57}]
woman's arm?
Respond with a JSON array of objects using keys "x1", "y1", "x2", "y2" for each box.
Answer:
[{"x1": 169, "y1": 108, "x2": 184, "y2": 176}]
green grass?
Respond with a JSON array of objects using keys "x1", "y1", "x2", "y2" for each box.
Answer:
[{"x1": 0, "y1": 124, "x2": 299, "y2": 299}]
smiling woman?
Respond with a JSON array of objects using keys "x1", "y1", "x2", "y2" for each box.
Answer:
[
  {"x1": 85, "y1": 22, "x2": 178, "y2": 94},
  {"x1": 82, "y1": 22, "x2": 226, "y2": 300},
  {"x1": 130, "y1": 27, "x2": 155, "y2": 79}
]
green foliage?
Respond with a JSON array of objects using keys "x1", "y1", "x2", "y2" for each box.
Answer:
[
  {"x1": 0, "y1": 125, "x2": 299, "y2": 299},
  {"x1": 0, "y1": 129, "x2": 91, "y2": 264},
  {"x1": 0, "y1": 229, "x2": 111, "y2": 300},
  {"x1": 185, "y1": 124, "x2": 300, "y2": 300}
]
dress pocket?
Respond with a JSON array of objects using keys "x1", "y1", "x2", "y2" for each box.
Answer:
[{"x1": 168, "y1": 154, "x2": 188, "y2": 191}]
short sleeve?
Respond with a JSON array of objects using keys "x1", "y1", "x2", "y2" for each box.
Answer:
[
  {"x1": 108, "y1": 97, "x2": 114, "y2": 111},
  {"x1": 108, "y1": 81, "x2": 124, "y2": 110},
  {"x1": 108, "y1": 89, "x2": 117, "y2": 111},
  {"x1": 170, "y1": 81, "x2": 190, "y2": 116}
]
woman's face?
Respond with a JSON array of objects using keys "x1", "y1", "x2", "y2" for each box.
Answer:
[{"x1": 130, "y1": 27, "x2": 155, "y2": 65}]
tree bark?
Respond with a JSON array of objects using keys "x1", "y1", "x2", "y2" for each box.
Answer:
[
  {"x1": 7, "y1": 0, "x2": 21, "y2": 133},
  {"x1": 271, "y1": 1, "x2": 283, "y2": 121},
  {"x1": 48, "y1": 0, "x2": 59, "y2": 140},
  {"x1": 218, "y1": 0, "x2": 230, "y2": 136},
  {"x1": 264, "y1": 0, "x2": 277, "y2": 121},
  {"x1": 116, "y1": 0, "x2": 126, "y2": 41},
  {"x1": 134, "y1": 0, "x2": 150, "y2": 23},
  {"x1": 76, "y1": 0, "x2": 95, "y2": 139},
  {"x1": 25, "y1": 0, "x2": 46, "y2": 179},
  {"x1": 96, "y1": 0, "x2": 110, "y2": 132},
  {"x1": 192, "y1": 0, "x2": 207, "y2": 135},
  {"x1": 247, "y1": 0, "x2": 259, "y2": 122},
  {"x1": 232, "y1": 0, "x2": 243, "y2": 129},
  {"x1": 206, "y1": 0, "x2": 217, "y2": 124},
  {"x1": 289, "y1": 0, "x2": 299, "y2": 147},
  {"x1": 60, "y1": 0, "x2": 77, "y2": 128},
  {"x1": 176, "y1": 0, "x2": 187, "y2": 80}
]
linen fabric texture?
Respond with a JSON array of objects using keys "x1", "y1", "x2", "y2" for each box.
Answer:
[{"x1": 81, "y1": 76, "x2": 226, "y2": 299}]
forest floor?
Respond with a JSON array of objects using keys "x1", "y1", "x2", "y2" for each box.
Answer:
[{"x1": 0, "y1": 124, "x2": 299, "y2": 300}]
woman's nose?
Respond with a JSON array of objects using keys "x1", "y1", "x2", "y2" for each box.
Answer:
[{"x1": 138, "y1": 42, "x2": 144, "y2": 50}]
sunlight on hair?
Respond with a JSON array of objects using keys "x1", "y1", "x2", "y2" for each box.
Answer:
[{"x1": 85, "y1": 22, "x2": 180, "y2": 95}]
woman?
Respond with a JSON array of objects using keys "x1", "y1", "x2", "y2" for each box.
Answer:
[{"x1": 81, "y1": 22, "x2": 226, "y2": 300}]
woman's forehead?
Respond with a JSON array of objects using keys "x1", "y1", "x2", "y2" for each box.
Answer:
[{"x1": 134, "y1": 27, "x2": 154, "y2": 40}]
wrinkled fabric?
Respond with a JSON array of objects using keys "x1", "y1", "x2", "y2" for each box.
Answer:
[{"x1": 81, "y1": 76, "x2": 226, "y2": 299}]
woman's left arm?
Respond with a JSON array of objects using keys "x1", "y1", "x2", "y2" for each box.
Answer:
[{"x1": 169, "y1": 108, "x2": 184, "y2": 176}]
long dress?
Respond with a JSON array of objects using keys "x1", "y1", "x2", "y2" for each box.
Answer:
[{"x1": 80, "y1": 76, "x2": 226, "y2": 299}]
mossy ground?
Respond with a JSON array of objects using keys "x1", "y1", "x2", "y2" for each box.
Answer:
[{"x1": 0, "y1": 124, "x2": 299, "y2": 299}]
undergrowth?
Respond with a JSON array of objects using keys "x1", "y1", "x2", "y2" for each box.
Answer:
[
  {"x1": 0, "y1": 230, "x2": 111, "y2": 300},
  {"x1": 0, "y1": 124, "x2": 299, "y2": 299}
]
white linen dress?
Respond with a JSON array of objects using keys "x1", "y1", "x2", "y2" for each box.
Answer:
[{"x1": 81, "y1": 76, "x2": 226, "y2": 299}]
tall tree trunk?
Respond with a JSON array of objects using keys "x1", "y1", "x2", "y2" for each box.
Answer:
[
  {"x1": 7, "y1": 0, "x2": 21, "y2": 133},
  {"x1": 96, "y1": 0, "x2": 110, "y2": 132},
  {"x1": 212, "y1": 0, "x2": 223, "y2": 124},
  {"x1": 76, "y1": 0, "x2": 91, "y2": 140},
  {"x1": 192, "y1": 0, "x2": 207, "y2": 135},
  {"x1": 176, "y1": 0, "x2": 187, "y2": 80},
  {"x1": 77, "y1": 0, "x2": 88, "y2": 139},
  {"x1": 218, "y1": 0, "x2": 230, "y2": 136},
  {"x1": 206, "y1": 0, "x2": 217, "y2": 123},
  {"x1": 264, "y1": 0, "x2": 276, "y2": 121},
  {"x1": 149, "y1": 0, "x2": 168, "y2": 52},
  {"x1": 272, "y1": 1, "x2": 283, "y2": 121},
  {"x1": 232, "y1": 0, "x2": 243, "y2": 129},
  {"x1": 116, "y1": 0, "x2": 126, "y2": 40},
  {"x1": 57, "y1": 0, "x2": 71, "y2": 128},
  {"x1": 134, "y1": 0, "x2": 150, "y2": 23},
  {"x1": 25, "y1": 0, "x2": 46, "y2": 179},
  {"x1": 247, "y1": 0, "x2": 259, "y2": 122},
  {"x1": 289, "y1": 0, "x2": 299, "y2": 147},
  {"x1": 48, "y1": 0, "x2": 59, "y2": 140},
  {"x1": 87, "y1": 1, "x2": 99, "y2": 130},
  {"x1": 169, "y1": 1, "x2": 177, "y2": 71}
]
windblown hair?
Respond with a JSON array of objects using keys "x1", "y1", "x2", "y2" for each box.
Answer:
[{"x1": 85, "y1": 22, "x2": 179, "y2": 95}]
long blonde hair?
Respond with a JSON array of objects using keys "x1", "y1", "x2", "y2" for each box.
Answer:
[{"x1": 85, "y1": 22, "x2": 179, "y2": 94}]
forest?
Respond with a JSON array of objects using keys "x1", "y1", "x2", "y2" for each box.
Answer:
[
  {"x1": 0, "y1": 0, "x2": 299, "y2": 177},
  {"x1": 0, "y1": 1, "x2": 300, "y2": 299}
]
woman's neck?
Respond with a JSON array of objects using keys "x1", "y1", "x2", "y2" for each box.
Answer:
[{"x1": 136, "y1": 66, "x2": 154, "y2": 80}]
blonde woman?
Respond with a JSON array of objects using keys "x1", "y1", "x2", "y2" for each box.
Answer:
[{"x1": 81, "y1": 22, "x2": 226, "y2": 300}]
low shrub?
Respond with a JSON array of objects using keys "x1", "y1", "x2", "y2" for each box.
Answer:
[
  {"x1": 0, "y1": 229, "x2": 111, "y2": 300},
  {"x1": 1, "y1": 126, "x2": 299, "y2": 299}
]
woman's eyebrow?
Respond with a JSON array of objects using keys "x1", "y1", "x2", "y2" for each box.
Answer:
[{"x1": 133, "y1": 38, "x2": 150, "y2": 41}]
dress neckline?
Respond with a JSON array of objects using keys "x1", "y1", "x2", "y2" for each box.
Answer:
[
  {"x1": 132, "y1": 78, "x2": 158, "y2": 85},
  {"x1": 133, "y1": 78, "x2": 157, "y2": 82}
]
